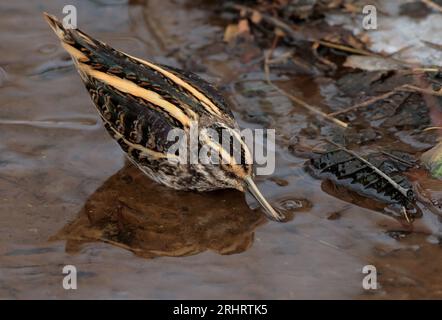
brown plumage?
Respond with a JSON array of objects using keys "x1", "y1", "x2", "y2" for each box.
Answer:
[{"x1": 43, "y1": 13, "x2": 284, "y2": 221}]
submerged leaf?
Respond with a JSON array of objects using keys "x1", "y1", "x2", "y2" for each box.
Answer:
[
  {"x1": 307, "y1": 149, "x2": 420, "y2": 218},
  {"x1": 223, "y1": 24, "x2": 239, "y2": 42}
]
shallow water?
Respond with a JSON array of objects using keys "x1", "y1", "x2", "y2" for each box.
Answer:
[{"x1": 1, "y1": 0, "x2": 441, "y2": 299}]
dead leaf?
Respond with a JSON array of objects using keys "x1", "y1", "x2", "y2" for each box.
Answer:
[
  {"x1": 224, "y1": 24, "x2": 239, "y2": 42},
  {"x1": 251, "y1": 10, "x2": 263, "y2": 24},
  {"x1": 343, "y1": 3, "x2": 359, "y2": 14},
  {"x1": 274, "y1": 27, "x2": 286, "y2": 38},
  {"x1": 238, "y1": 19, "x2": 250, "y2": 34}
]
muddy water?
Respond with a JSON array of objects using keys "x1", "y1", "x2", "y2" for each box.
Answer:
[{"x1": 1, "y1": 0, "x2": 441, "y2": 299}]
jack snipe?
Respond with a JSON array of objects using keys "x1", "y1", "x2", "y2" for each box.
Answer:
[{"x1": 44, "y1": 13, "x2": 284, "y2": 221}]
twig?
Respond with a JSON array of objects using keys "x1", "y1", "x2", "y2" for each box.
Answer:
[
  {"x1": 329, "y1": 84, "x2": 442, "y2": 116},
  {"x1": 317, "y1": 40, "x2": 374, "y2": 56},
  {"x1": 386, "y1": 44, "x2": 414, "y2": 58},
  {"x1": 421, "y1": 0, "x2": 442, "y2": 13},
  {"x1": 268, "y1": 33, "x2": 281, "y2": 61},
  {"x1": 401, "y1": 206, "x2": 412, "y2": 224},
  {"x1": 381, "y1": 151, "x2": 417, "y2": 168},
  {"x1": 411, "y1": 67, "x2": 441, "y2": 73},
  {"x1": 401, "y1": 84, "x2": 442, "y2": 96},
  {"x1": 329, "y1": 90, "x2": 401, "y2": 116},
  {"x1": 312, "y1": 41, "x2": 337, "y2": 70},
  {"x1": 421, "y1": 40, "x2": 442, "y2": 52},
  {"x1": 423, "y1": 126, "x2": 442, "y2": 131},
  {"x1": 324, "y1": 139, "x2": 412, "y2": 199},
  {"x1": 264, "y1": 52, "x2": 348, "y2": 128}
]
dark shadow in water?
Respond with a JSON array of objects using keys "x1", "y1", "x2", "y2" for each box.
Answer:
[{"x1": 51, "y1": 163, "x2": 266, "y2": 259}]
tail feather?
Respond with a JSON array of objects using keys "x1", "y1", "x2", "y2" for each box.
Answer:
[
  {"x1": 43, "y1": 12, "x2": 100, "y2": 50},
  {"x1": 43, "y1": 13, "x2": 100, "y2": 82},
  {"x1": 43, "y1": 12, "x2": 69, "y2": 42}
]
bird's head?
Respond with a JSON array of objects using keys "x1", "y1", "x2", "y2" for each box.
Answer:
[{"x1": 199, "y1": 122, "x2": 285, "y2": 221}]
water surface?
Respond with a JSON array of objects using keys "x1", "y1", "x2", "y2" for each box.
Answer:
[{"x1": 1, "y1": 0, "x2": 441, "y2": 299}]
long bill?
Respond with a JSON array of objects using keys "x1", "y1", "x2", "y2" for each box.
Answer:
[{"x1": 244, "y1": 176, "x2": 285, "y2": 222}]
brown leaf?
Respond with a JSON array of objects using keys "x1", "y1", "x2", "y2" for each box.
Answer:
[
  {"x1": 223, "y1": 24, "x2": 239, "y2": 42},
  {"x1": 250, "y1": 10, "x2": 262, "y2": 24},
  {"x1": 238, "y1": 19, "x2": 250, "y2": 34},
  {"x1": 274, "y1": 27, "x2": 286, "y2": 38}
]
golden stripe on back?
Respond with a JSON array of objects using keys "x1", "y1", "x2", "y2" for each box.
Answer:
[
  {"x1": 125, "y1": 53, "x2": 224, "y2": 118},
  {"x1": 62, "y1": 42, "x2": 192, "y2": 127}
]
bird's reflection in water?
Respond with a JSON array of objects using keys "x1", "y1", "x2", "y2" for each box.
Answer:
[{"x1": 53, "y1": 163, "x2": 266, "y2": 258}]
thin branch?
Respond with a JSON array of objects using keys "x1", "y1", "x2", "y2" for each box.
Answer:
[
  {"x1": 264, "y1": 53, "x2": 348, "y2": 128},
  {"x1": 401, "y1": 206, "x2": 412, "y2": 223},
  {"x1": 423, "y1": 126, "x2": 442, "y2": 131},
  {"x1": 381, "y1": 151, "x2": 417, "y2": 168},
  {"x1": 421, "y1": 0, "x2": 442, "y2": 13},
  {"x1": 401, "y1": 84, "x2": 442, "y2": 96},
  {"x1": 329, "y1": 90, "x2": 402, "y2": 116},
  {"x1": 329, "y1": 84, "x2": 442, "y2": 116},
  {"x1": 312, "y1": 41, "x2": 337, "y2": 70},
  {"x1": 317, "y1": 40, "x2": 374, "y2": 56},
  {"x1": 411, "y1": 67, "x2": 441, "y2": 73}
]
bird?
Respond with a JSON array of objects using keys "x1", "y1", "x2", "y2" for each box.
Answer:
[{"x1": 43, "y1": 13, "x2": 284, "y2": 221}]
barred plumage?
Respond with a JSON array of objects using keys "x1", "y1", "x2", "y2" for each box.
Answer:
[{"x1": 44, "y1": 13, "x2": 284, "y2": 221}]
